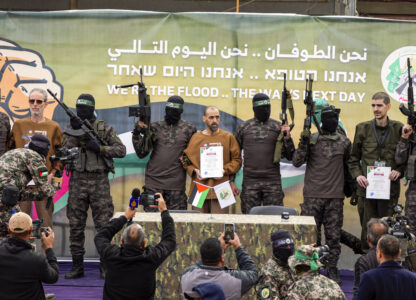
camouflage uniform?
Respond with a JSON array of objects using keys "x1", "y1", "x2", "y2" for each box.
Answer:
[
  {"x1": 63, "y1": 120, "x2": 126, "y2": 256},
  {"x1": 235, "y1": 118, "x2": 295, "y2": 213},
  {"x1": 132, "y1": 119, "x2": 196, "y2": 210},
  {"x1": 293, "y1": 132, "x2": 351, "y2": 268},
  {"x1": 395, "y1": 138, "x2": 416, "y2": 236},
  {"x1": 0, "y1": 148, "x2": 55, "y2": 238},
  {"x1": 255, "y1": 256, "x2": 295, "y2": 300},
  {"x1": 286, "y1": 245, "x2": 346, "y2": 300},
  {"x1": 0, "y1": 112, "x2": 10, "y2": 156},
  {"x1": 348, "y1": 119, "x2": 403, "y2": 248}
]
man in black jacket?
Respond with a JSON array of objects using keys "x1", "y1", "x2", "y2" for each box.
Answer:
[
  {"x1": 353, "y1": 218, "x2": 388, "y2": 300},
  {"x1": 94, "y1": 193, "x2": 176, "y2": 300},
  {"x1": 0, "y1": 212, "x2": 58, "y2": 300}
]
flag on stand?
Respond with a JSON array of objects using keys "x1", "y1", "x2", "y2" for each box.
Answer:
[
  {"x1": 188, "y1": 182, "x2": 211, "y2": 208},
  {"x1": 214, "y1": 181, "x2": 236, "y2": 209}
]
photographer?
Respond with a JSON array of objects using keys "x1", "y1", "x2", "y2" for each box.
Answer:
[
  {"x1": 94, "y1": 193, "x2": 176, "y2": 300},
  {"x1": 181, "y1": 232, "x2": 258, "y2": 299},
  {"x1": 353, "y1": 218, "x2": 388, "y2": 300},
  {"x1": 0, "y1": 134, "x2": 56, "y2": 240},
  {"x1": 0, "y1": 212, "x2": 58, "y2": 300},
  {"x1": 356, "y1": 235, "x2": 416, "y2": 300},
  {"x1": 285, "y1": 245, "x2": 346, "y2": 300}
]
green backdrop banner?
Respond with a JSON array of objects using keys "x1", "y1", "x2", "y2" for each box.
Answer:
[{"x1": 1, "y1": 10, "x2": 415, "y2": 250}]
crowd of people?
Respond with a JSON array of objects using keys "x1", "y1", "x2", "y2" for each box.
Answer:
[{"x1": 0, "y1": 87, "x2": 416, "y2": 299}]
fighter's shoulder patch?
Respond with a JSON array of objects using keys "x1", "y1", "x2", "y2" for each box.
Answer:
[
  {"x1": 37, "y1": 167, "x2": 48, "y2": 178},
  {"x1": 260, "y1": 287, "x2": 271, "y2": 299}
]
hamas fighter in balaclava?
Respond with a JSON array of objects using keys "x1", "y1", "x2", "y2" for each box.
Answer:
[
  {"x1": 164, "y1": 95, "x2": 184, "y2": 125},
  {"x1": 253, "y1": 93, "x2": 271, "y2": 123},
  {"x1": 321, "y1": 105, "x2": 340, "y2": 134}
]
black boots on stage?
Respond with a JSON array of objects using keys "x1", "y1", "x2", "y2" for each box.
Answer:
[{"x1": 64, "y1": 255, "x2": 84, "y2": 279}]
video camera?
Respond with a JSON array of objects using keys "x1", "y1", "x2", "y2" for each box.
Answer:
[
  {"x1": 385, "y1": 204, "x2": 411, "y2": 240},
  {"x1": 50, "y1": 147, "x2": 79, "y2": 173},
  {"x1": 313, "y1": 244, "x2": 330, "y2": 266},
  {"x1": 31, "y1": 219, "x2": 49, "y2": 239},
  {"x1": 129, "y1": 187, "x2": 160, "y2": 210}
]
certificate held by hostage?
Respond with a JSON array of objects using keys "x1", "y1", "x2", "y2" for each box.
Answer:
[
  {"x1": 200, "y1": 144, "x2": 223, "y2": 178},
  {"x1": 366, "y1": 166, "x2": 391, "y2": 200}
]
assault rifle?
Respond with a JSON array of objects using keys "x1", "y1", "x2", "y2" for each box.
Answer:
[
  {"x1": 117, "y1": 68, "x2": 152, "y2": 152},
  {"x1": 399, "y1": 58, "x2": 415, "y2": 133},
  {"x1": 46, "y1": 89, "x2": 114, "y2": 172},
  {"x1": 273, "y1": 73, "x2": 295, "y2": 163},
  {"x1": 303, "y1": 75, "x2": 322, "y2": 135}
]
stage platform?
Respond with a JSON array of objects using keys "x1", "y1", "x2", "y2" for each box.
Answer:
[{"x1": 44, "y1": 261, "x2": 355, "y2": 299}]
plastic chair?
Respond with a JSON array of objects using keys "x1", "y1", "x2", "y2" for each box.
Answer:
[
  {"x1": 248, "y1": 205, "x2": 298, "y2": 216},
  {"x1": 169, "y1": 210, "x2": 201, "y2": 214}
]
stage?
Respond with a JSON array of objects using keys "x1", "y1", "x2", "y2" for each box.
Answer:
[{"x1": 44, "y1": 261, "x2": 355, "y2": 299}]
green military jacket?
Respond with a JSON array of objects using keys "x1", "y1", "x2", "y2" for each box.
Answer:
[
  {"x1": 255, "y1": 256, "x2": 295, "y2": 300},
  {"x1": 348, "y1": 118, "x2": 404, "y2": 199}
]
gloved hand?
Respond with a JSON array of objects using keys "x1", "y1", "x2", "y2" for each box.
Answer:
[
  {"x1": 300, "y1": 129, "x2": 311, "y2": 142},
  {"x1": 86, "y1": 139, "x2": 100, "y2": 154},
  {"x1": 285, "y1": 90, "x2": 292, "y2": 100},
  {"x1": 132, "y1": 124, "x2": 145, "y2": 136},
  {"x1": 70, "y1": 116, "x2": 83, "y2": 130},
  {"x1": 350, "y1": 191, "x2": 358, "y2": 206}
]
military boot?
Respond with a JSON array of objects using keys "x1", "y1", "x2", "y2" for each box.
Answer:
[
  {"x1": 327, "y1": 267, "x2": 342, "y2": 286},
  {"x1": 65, "y1": 255, "x2": 84, "y2": 279}
]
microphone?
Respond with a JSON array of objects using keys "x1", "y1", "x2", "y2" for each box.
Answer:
[
  {"x1": 127, "y1": 188, "x2": 141, "y2": 224},
  {"x1": 129, "y1": 188, "x2": 141, "y2": 210}
]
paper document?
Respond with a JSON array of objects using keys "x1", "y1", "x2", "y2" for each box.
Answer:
[
  {"x1": 366, "y1": 166, "x2": 391, "y2": 200},
  {"x1": 200, "y1": 145, "x2": 223, "y2": 178}
]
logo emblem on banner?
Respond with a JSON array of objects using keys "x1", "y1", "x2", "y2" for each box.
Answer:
[
  {"x1": 381, "y1": 46, "x2": 416, "y2": 103},
  {"x1": 0, "y1": 38, "x2": 63, "y2": 121}
]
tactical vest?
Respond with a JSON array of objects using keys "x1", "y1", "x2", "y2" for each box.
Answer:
[{"x1": 74, "y1": 120, "x2": 114, "y2": 173}]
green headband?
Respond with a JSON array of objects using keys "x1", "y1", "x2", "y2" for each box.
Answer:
[
  {"x1": 166, "y1": 102, "x2": 183, "y2": 110},
  {"x1": 253, "y1": 99, "x2": 270, "y2": 107},
  {"x1": 294, "y1": 250, "x2": 320, "y2": 271},
  {"x1": 76, "y1": 99, "x2": 94, "y2": 107}
]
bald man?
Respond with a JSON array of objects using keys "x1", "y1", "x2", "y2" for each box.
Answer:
[
  {"x1": 94, "y1": 194, "x2": 176, "y2": 299},
  {"x1": 183, "y1": 106, "x2": 242, "y2": 213}
]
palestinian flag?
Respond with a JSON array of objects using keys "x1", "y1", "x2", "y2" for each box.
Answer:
[
  {"x1": 39, "y1": 171, "x2": 48, "y2": 177},
  {"x1": 188, "y1": 182, "x2": 210, "y2": 208}
]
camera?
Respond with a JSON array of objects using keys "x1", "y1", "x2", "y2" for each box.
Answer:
[
  {"x1": 31, "y1": 219, "x2": 49, "y2": 238},
  {"x1": 385, "y1": 204, "x2": 411, "y2": 240},
  {"x1": 50, "y1": 147, "x2": 79, "y2": 171},
  {"x1": 315, "y1": 244, "x2": 330, "y2": 258},
  {"x1": 224, "y1": 223, "x2": 235, "y2": 244},
  {"x1": 140, "y1": 192, "x2": 160, "y2": 207}
]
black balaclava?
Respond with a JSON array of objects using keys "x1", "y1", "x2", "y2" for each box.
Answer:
[
  {"x1": 252, "y1": 93, "x2": 271, "y2": 123},
  {"x1": 76, "y1": 93, "x2": 95, "y2": 121},
  {"x1": 24, "y1": 134, "x2": 50, "y2": 157},
  {"x1": 321, "y1": 105, "x2": 340, "y2": 134},
  {"x1": 271, "y1": 229, "x2": 295, "y2": 265},
  {"x1": 164, "y1": 95, "x2": 184, "y2": 125}
]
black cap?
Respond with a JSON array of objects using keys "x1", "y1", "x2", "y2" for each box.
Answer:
[
  {"x1": 271, "y1": 229, "x2": 294, "y2": 248},
  {"x1": 24, "y1": 134, "x2": 50, "y2": 157}
]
